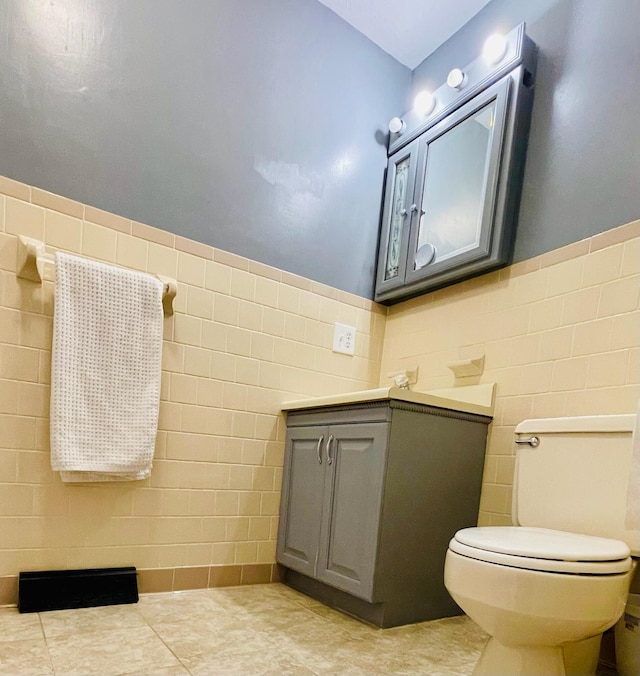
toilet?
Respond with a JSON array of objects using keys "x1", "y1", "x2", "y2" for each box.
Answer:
[{"x1": 444, "y1": 414, "x2": 639, "y2": 676}]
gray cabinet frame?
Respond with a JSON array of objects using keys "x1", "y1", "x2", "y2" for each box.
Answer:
[{"x1": 277, "y1": 399, "x2": 492, "y2": 627}]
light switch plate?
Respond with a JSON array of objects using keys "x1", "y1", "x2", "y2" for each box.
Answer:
[{"x1": 332, "y1": 322, "x2": 356, "y2": 355}]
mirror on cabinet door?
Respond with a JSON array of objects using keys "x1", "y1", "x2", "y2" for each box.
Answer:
[{"x1": 414, "y1": 100, "x2": 498, "y2": 270}]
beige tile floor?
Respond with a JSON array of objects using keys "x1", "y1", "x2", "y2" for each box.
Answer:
[{"x1": 0, "y1": 583, "x2": 488, "y2": 676}]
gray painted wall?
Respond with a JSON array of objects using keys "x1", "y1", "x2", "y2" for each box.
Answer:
[
  {"x1": 0, "y1": 0, "x2": 410, "y2": 298},
  {"x1": 411, "y1": 0, "x2": 640, "y2": 264},
  {"x1": 2, "y1": 0, "x2": 638, "y2": 299}
]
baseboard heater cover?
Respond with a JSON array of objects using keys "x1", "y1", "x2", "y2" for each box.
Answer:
[{"x1": 18, "y1": 566, "x2": 138, "y2": 613}]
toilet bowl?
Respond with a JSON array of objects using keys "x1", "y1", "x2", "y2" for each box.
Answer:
[
  {"x1": 445, "y1": 528, "x2": 632, "y2": 675},
  {"x1": 444, "y1": 415, "x2": 638, "y2": 676}
]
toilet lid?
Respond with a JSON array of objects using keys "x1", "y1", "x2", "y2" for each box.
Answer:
[{"x1": 450, "y1": 527, "x2": 632, "y2": 575}]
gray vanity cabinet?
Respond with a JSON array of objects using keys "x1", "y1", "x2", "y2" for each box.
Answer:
[
  {"x1": 277, "y1": 421, "x2": 387, "y2": 601},
  {"x1": 277, "y1": 399, "x2": 492, "y2": 628}
]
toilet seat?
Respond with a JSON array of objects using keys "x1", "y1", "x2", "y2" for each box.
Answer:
[{"x1": 450, "y1": 527, "x2": 632, "y2": 575}]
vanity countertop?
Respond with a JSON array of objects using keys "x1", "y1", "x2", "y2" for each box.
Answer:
[{"x1": 282, "y1": 383, "x2": 495, "y2": 418}]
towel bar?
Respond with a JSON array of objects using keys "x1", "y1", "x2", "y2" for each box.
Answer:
[{"x1": 16, "y1": 235, "x2": 177, "y2": 316}]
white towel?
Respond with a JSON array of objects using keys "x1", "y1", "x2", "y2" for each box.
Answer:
[{"x1": 50, "y1": 252, "x2": 164, "y2": 482}]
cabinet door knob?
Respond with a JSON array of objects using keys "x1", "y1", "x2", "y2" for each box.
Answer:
[
  {"x1": 316, "y1": 435, "x2": 324, "y2": 464},
  {"x1": 410, "y1": 204, "x2": 418, "y2": 213},
  {"x1": 326, "y1": 435, "x2": 334, "y2": 465},
  {"x1": 399, "y1": 208, "x2": 408, "y2": 217}
]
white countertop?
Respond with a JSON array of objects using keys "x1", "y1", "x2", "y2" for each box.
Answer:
[{"x1": 282, "y1": 383, "x2": 495, "y2": 418}]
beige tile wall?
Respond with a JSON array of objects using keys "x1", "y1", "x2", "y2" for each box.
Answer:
[
  {"x1": 1, "y1": 172, "x2": 638, "y2": 604},
  {"x1": 0, "y1": 175, "x2": 386, "y2": 602},
  {"x1": 380, "y1": 219, "x2": 640, "y2": 526}
]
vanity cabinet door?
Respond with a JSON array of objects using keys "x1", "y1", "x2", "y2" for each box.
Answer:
[
  {"x1": 276, "y1": 425, "x2": 328, "y2": 577},
  {"x1": 316, "y1": 422, "x2": 388, "y2": 601}
]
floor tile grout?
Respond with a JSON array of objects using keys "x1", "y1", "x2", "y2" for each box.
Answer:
[{"x1": 0, "y1": 584, "x2": 486, "y2": 676}]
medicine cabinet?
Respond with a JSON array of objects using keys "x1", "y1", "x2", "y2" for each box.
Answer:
[{"x1": 375, "y1": 24, "x2": 537, "y2": 304}]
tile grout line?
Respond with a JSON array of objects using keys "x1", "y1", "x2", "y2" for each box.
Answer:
[
  {"x1": 136, "y1": 617, "x2": 194, "y2": 676},
  {"x1": 35, "y1": 611, "x2": 56, "y2": 676}
]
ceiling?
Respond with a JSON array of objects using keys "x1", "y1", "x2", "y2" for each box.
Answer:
[{"x1": 317, "y1": 0, "x2": 492, "y2": 69}]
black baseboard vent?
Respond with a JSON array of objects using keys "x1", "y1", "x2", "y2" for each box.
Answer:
[{"x1": 18, "y1": 566, "x2": 138, "y2": 613}]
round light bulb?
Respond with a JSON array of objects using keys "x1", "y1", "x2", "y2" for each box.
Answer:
[
  {"x1": 388, "y1": 117, "x2": 405, "y2": 134},
  {"x1": 413, "y1": 91, "x2": 435, "y2": 116},
  {"x1": 447, "y1": 68, "x2": 465, "y2": 89},
  {"x1": 483, "y1": 33, "x2": 508, "y2": 64}
]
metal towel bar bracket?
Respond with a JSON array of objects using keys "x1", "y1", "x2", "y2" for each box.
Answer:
[{"x1": 16, "y1": 235, "x2": 177, "y2": 316}]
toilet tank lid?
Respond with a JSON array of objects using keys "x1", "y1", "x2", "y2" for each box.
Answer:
[
  {"x1": 515, "y1": 414, "x2": 636, "y2": 434},
  {"x1": 454, "y1": 527, "x2": 631, "y2": 561}
]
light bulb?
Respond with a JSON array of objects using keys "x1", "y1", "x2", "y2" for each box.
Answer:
[
  {"x1": 413, "y1": 91, "x2": 435, "y2": 116},
  {"x1": 447, "y1": 68, "x2": 465, "y2": 89},
  {"x1": 388, "y1": 117, "x2": 405, "y2": 134},
  {"x1": 483, "y1": 33, "x2": 508, "y2": 64}
]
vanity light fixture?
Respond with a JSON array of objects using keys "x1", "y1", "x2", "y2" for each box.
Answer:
[
  {"x1": 413, "y1": 90, "x2": 436, "y2": 116},
  {"x1": 388, "y1": 116, "x2": 405, "y2": 134},
  {"x1": 446, "y1": 68, "x2": 465, "y2": 90},
  {"x1": 483, "y1": 33, "x2": 508, "y2": 64}
]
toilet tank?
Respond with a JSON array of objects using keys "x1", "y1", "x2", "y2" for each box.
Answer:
[{"x1": 513, "y1": 415, "x2": 638, "y2": 554}]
